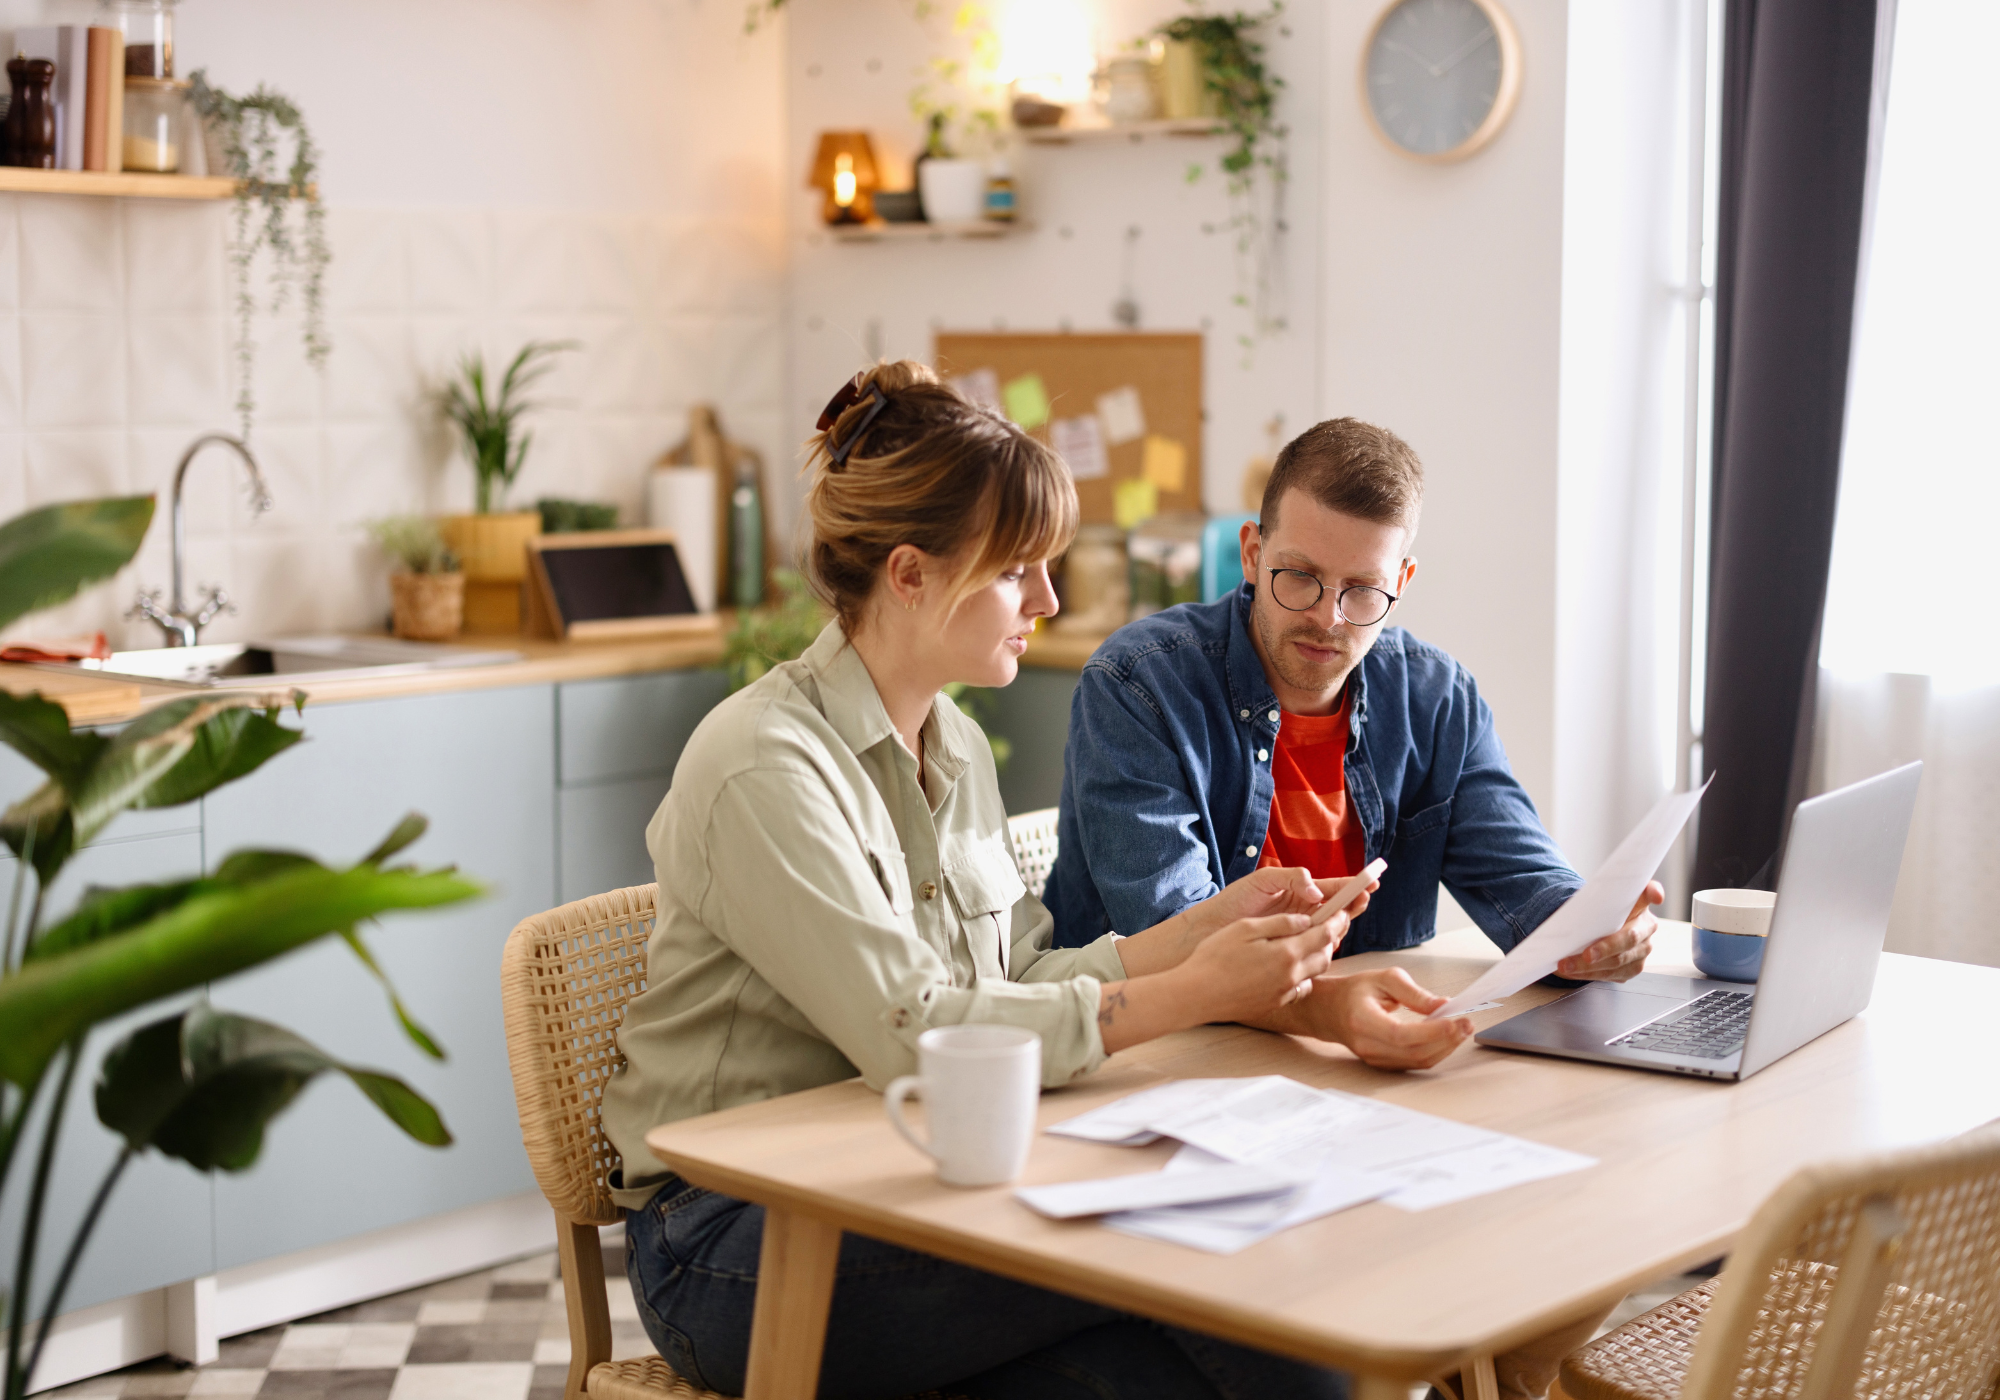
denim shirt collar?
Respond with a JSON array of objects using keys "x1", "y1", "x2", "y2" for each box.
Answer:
[{"x1": 1226, "y1": 582, "x2": 1370, "y2": 738}]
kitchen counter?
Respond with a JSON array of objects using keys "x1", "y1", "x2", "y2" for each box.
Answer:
[{"x1": 0, "y1": 628, "x2": 729, "y2": 724}]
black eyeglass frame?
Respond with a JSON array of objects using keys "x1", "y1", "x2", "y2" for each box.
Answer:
[{"x1": 1263, "y1": 569, "x2": 1401, "y2": 625}]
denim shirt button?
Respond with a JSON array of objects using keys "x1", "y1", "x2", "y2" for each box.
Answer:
[
  {"x1": 1239, "y1": 709, "x2": 1250, "y2": 719},
  {"x1": 1267, "y1": 709, "x2": 1279, "y2": 722},
  {"x1": 1257, "y1": 748, "x2": 1269, "y2": 762},
  {"x1": 1245, "y1": 845, "x2": 1258, "y2": 858}
]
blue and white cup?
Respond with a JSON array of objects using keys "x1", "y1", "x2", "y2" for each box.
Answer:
[{"x1": 1692, "y1": 889, "x2": 1776, "y2": 982}]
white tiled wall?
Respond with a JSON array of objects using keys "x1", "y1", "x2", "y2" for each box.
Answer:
[{"x1": 0, "y1": 197, "x2": 784, "y2": 647}]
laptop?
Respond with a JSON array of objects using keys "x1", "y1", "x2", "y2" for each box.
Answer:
[{"x1": 1476, "y1": 761, "x2": 1922, "y2": 1081}]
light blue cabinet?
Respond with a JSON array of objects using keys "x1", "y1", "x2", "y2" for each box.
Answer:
[
  {"x1": 554, "y1": 670, "x2": 728, "y2": 901},
  {"x1": 1, "y1": 664, "x2": 730, "y2": 1300},
  {"x1": 203, "y1": 685, "x2": 556, "y2": 1270}
]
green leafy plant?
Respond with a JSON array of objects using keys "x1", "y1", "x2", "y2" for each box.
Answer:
[
  {"x1": 187, "y1": 72, "x2": 331, "y2": 444},
  {"x1": 536, "y1": 499, "x2": 620, "y2": 535},
  {"x1": 365, "y1": 516, "x2": 459, "y2": 575},
  {"x1": 1157, "y1": 5, "x2": 1289, "y2": 346},
  {"x1": 441, "y1": 341, "x2": 578, "y2": 515},
  {"x1": 0, "y1": 498, "x2": 482, "y2": 1400}
]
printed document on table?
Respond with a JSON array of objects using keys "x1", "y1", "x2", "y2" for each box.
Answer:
[
  {"x1": 1043, "y1": 1076, "x2": 1595, "y2": 1252},
  {"x1": 1430, "y1": 779, "x2": 1711, "y2": 1019}
]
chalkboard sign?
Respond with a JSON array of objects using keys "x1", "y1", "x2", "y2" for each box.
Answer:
[{"x1": 525, "y1": 529, "x2": 724, "y2": 642}]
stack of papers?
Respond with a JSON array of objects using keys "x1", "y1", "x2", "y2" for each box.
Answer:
[{"x1": 1020, "y1": 1076, "x2": 1594, "y2": 1254}]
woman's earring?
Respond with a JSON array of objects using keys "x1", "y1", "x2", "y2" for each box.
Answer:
[{"x1": 906, "y1": 595, "x2": 919, "y2": 612}]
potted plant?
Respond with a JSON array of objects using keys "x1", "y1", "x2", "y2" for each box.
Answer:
[
  {"x1": 437, "y1": 340, "x2": 576, "y2": 634},
  {"x1": 0, "y1": 496, "x2": 481, "y2": 1400},
  {"x1": 187, "y1": 72, "x2": 331, "y2": 444},
  {"x1": 366, "y1": 515, "x2": 464, "y2": 641}
]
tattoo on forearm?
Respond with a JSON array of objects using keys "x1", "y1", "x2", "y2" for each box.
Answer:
[{"x1": 1098, "y1": 987, "x2": 1130, "y2": 1029}]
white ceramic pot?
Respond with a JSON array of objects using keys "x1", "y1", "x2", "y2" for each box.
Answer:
[{"x1": 918, "y1": 158, "x2": 988, "y2": 225}]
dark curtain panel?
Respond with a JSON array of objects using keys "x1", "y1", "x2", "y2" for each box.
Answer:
[{"x1": 1693, "y1": 0, "x2": 1885, "y2": 890}]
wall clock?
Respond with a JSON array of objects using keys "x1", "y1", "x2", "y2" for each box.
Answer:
[{"x1": 1361, "y1": 0, "x2": 1523, "y2": 162}]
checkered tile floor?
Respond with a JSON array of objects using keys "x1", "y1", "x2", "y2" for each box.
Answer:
[{"x1": 41, "y1": 1239, "x2": 647, "y2": 1400}]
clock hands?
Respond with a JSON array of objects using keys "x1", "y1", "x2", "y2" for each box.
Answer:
[
  {"x1": 1433, "y1": 27, "x2": 1496, "y2": 75},
  {"x1": 1381, "y1": 36, "x2": 1444, "y2": 75},
  {"x1": 1381, "y1": 28, "x2": 1493, "y2": 79}
]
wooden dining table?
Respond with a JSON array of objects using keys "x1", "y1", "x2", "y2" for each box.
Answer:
[{"x1": 644, "y1": 922, "x2": 2000, "y2": 1400}]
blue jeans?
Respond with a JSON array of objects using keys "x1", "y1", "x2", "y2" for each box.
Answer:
[{"x1": 624, "y1": 1177, "x2": 1350, "y2": 1400}]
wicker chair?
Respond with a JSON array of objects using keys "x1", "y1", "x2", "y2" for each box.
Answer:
[
  {"x1": 1006, "y1": 807, "x2": 1060, "y2": 901},
  {"x1": 1554, "y1": 1128, "x2": 2000, "y2": 1400},
  {"x1": 501, "y1": 884, "x2": 720, "y2": 1400}
]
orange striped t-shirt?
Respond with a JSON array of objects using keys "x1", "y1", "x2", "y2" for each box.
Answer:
[{"x1": 1257, "y1": 696, "x2": 1365, "y2": 879}]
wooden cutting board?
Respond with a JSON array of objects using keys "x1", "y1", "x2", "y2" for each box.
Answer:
[{"x1": 0, "y1": 665, "x2": 144, "y2": 725}]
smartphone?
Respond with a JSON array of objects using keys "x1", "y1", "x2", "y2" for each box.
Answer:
[{"x1": 1306, "y1": 858, "x2": 1388, "y2": 927}]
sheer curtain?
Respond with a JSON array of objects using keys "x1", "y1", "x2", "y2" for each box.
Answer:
[{"x1": 1817, "y1": 0, "x2": 2000, "y2": 965}]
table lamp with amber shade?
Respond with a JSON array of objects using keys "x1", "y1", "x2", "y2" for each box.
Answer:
[{"x1": 807, "y1": 131, "x2": 880, "y2": 225}]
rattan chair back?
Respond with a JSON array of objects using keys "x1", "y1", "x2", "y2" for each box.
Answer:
[
  {"x1": 501, "y1": 883, "x2": 657, "y2": 1228},
  {"x1": 1006, "y1": 807, "x2": 1060, "y2": 901},
  {"x1": 1678, "y1": 1126, "x2": 2000, "y2": 1400}
]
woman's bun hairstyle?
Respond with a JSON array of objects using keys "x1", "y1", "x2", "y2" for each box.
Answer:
[{"x1": 803, "y1": 360, "x2": 1078, "y2": 633}]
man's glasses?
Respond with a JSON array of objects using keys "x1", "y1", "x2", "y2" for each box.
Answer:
[{"x1": 1265, "y1": 569, "x2": 1399, "y2": 626}]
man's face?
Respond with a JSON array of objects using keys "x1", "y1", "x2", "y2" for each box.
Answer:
[{"x1": 1239, "y1": 490, "x2": 1417, "y2": 713}]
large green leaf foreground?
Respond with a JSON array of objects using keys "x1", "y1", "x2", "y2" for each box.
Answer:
[
  {"x1": 0, "y1": 857, "x2": 482, "y2": 1086},
  {"x1": 0, "y1": 497, "x2": 154, "y2": 633},
  {"x1": 98, "y1": 1004, "x2": 451, "y2": 1172}
]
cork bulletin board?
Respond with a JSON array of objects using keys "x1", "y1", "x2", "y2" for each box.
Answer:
[{"x1": 933, "y1": 332, "x2": 1203, "y2": 526}]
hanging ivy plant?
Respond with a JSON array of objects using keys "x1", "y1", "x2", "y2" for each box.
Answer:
[
  {"x1": 188, "y1": 72, "x2": 331, "y2": 443},
  {"x1": 1158, "y1": 5, "x2": 1289, "y2": 347}
]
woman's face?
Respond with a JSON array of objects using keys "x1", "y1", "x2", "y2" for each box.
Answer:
[{"x1": 935, "y1": 559, "x2": 1060, "y2": 689}]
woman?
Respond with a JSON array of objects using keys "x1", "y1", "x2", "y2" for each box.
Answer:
[{"x1": 602, "y1": 361, "x2": 1365, "y2": 1400}]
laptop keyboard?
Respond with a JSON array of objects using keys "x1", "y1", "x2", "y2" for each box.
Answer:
[{"x1": 1608, "y1": 989, "x2": 1755, "y2": 1059}]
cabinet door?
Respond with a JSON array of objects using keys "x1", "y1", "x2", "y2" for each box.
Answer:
[
  {"x1": 559, "y1": 775, "x2": 670, "y2": 904},
  {"x1": 557, "y1": 670, "x2": 728, "y2": 786},
  {"x1": 202, "y1": 687, "x2": 556, "y2": 1271},
  {"x1": 0, "y1": 834, "x2": 215, "y2": 1314}
]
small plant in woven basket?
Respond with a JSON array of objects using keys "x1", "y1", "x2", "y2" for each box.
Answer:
[{"x1": 366, "y1": 516, "x2": 465, "y2": 641}]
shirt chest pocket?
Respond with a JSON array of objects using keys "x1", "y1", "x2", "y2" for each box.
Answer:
[
  {"x1": 942, "y1": 843, "x2": 1027, "y2": 979},
  {"x1": 867, "y1": 842, "x2": 915, "y2": 915}
]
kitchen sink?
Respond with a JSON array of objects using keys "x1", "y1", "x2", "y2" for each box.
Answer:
[{"x1": 56, "y1": 636, "x2": 526, "y2": 689}]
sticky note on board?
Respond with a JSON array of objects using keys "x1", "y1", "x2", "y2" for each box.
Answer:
[
  {"x1": 1050, "y1": 415, "x2": 1109, "y2": 481},
  {"x1": 1097, "y1": 386, "x2": 1146, "y2": 446},
  {"x1": 952, "y1": 367, "x2": 1003, "y2": 415},
  {"x1": 1002, "y1": 373, "x2": 1052, "y2": 429},
  {"x1": 1114, "y1": 478, "x2": 1159, "y2": 530},
  {"x1": 1142, "y1": 434, "x2": 1188, "y2": 493}
]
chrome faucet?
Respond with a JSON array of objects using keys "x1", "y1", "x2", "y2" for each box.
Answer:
[{"x1": 130, "y1": 433, "x2": 274, "y2": 648}]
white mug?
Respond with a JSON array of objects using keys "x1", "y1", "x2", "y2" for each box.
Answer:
[{"x1": 884, "y1": 1025, "x2": 1041, "y2": 1187}]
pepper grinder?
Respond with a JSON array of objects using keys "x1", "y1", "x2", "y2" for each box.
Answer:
[{"x1": 4, "y1": 57, "x2": 57, "y2": 169}]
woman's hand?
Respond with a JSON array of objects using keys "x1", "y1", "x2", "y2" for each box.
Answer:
[
  {"x1": 1095, "y1": 911, "x2": 1345, "y2": 1053},
  {"x1": 1265, "y1": 969, "x2": 1472, "y2": 1070},
  {"x1": 1117, "y1": 866, "x2": 1378, "y2": 979}
]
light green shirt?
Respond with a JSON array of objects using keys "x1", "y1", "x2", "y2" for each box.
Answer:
[{"x1": 601, "y1": 622, "x2": 1128, "y2": 1209}]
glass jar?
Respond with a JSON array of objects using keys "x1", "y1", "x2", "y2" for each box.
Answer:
[
  {"x1": 104, "y1": 0, "x2": 178, "y2": 79},
  {"x1": 123, "y1": 77, "x2": 186, "y2": 172},
  {"x1": 1102, "y1": 55, "x2": 1159, "y2": 125}
]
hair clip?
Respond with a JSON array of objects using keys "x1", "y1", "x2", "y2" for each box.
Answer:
[{"x1": 821, "y1": 382, "x2": 889, "y2": 466}]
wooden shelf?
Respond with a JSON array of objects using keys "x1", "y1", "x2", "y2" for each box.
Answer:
[
  {"x1": 1021, "y1": 118, "x2": 1225, "y2": 146},
  {"x1": 0, "y1": 168, "x2": 235, "y2": 199},
  {"x1": 824, "y1": 219, "x2": 1027, "y2": 244}
]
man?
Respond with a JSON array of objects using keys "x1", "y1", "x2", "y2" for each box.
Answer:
[
  {"x1": 1044, "y1": 418, "x2": 1660, "y2": 1400},
  {"x1": 1045, "y1": 417, "x2": 1663, "y2": 1071}
]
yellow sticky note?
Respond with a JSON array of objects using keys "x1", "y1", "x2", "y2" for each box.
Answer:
[
  {"x1": 1002, "y1": 373, "x2": 1052, "y2": 430},
  {"x1": 1113, "y1": 478, "x2": 1159, "y2": 530},
  {"x1": 1142, "y1": 434, "x2": 1187, "y2": 493}
]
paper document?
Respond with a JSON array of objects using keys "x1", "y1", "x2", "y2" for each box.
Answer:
[
  {"x1": 1430, "y1": 780, "x2": 1711, "y2": 1019},
  {"x1": 1042, "y1": 1075, "x2": 1595, "y2": 1252},
  {"x1": 1016, "y1": 1163, "x2": 1297, "y2": 1219}
]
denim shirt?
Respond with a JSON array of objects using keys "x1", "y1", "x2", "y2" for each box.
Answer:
[{"x1": 1044, "y1": 585, "x2": 1582, "y2": 956}]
